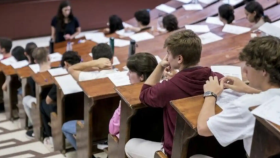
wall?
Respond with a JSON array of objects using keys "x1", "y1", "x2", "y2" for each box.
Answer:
[{"x1": 0, "y1": 0, "x2": 168, "y2": 39}]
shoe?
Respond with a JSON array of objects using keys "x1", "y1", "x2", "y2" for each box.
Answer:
[
  {"x1": 43, "y1": 137, "x2": 54, "y2": 148},
  {"x1": 26, "y1": 130, "x2": 34, "y2": 139},
  {"x1": 97, "y1": 141, "x2": 108, "y2": 150}
]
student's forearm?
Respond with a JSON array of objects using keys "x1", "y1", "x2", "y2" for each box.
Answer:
[
  {"x1": 70, "y1": 31, "x2": 80, "y2": 39},
  {"x1": 69, "y1": 60, "x2": 99, "y2": 71},
  {"x1": 197, "y1": 97, "x2": 215, "y2": 136},
  {"x1": 244, "y1": 86, "x2": 261, "y2": 94},
  {"x1": 145, "y1": 64, "x2": 165, "y2": 86}
]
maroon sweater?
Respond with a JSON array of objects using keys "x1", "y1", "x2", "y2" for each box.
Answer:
[{"x1": 139, "y1": 66, "x2": 223, "y2": 157}]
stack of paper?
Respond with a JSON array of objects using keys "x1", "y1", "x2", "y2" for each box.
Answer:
[
  {"x1": 185, "y1": 25, "x2": 210, "y2": 33},
  {"x1": 129, "y1": 32, "x2": 155, "y2": 42},
  {"x1": 183, "y1": 4, "x2": 203, "y2": 10},
  {"x1": 48, "y1": 67, "x2": 68, "y2": 76},
  {"x1": 199, "y1": 0, "x2": 217, "y2": 4},
  {"x1": 272, "y1": 20, "x2": 280, "y2": 29},
  {"x1": 259, "y1": 22, "x2": 280, "y2": 38},
  {"x1": 199, "y1": 32, "x2": 223, "y2": 45},
  {"x1": 223, "y1": 0, "x2": 242, "y2": 5},
  {"x1": 222, "y1": 24, "x2": 251, "y2": 35},
  {"x1": 252, "y1": 96, "x2": 280, "y2": 126},
  {"x1": 211, "y1": 65, "x2": 242, "y2": 80},
  {"x1": 29, "y1": 64, "x2": 40, "y2": 73},
  {"x1": 177, "y1": 0, "x2": 192, "y2": 3},
  {"x1": 113, "y1": 39, "x2": 130, "y2": 47},
  {"x1": 107, "y1": 71, "x2": 130, "y2": 87},
  {"x1": 85, "y1": 32, "x2": 109, "y2": 43},
  {"x1": 206, "y1": 17, "x2": 224, "y2": 26},
  {"x1": 49, "y1": 53, "x2": 62, "y2": 62},
  {"x1": 11, "y1": 60, "x2": 29, "y2": 69},
  {"x1": 116, "y1": 29, "x2": 135, "y2": 37},
  {"x1": 55, "y1": 74, "x2": 83, "y2": 95},
  {"x1": 1, "y1": 56, "x2": 17, "y2": 66},
  {"x1": 156, "y1": 4, "x2": 176, "y2": 14}
]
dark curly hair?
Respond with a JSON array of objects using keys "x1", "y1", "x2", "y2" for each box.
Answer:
[
  {"x1": 163, "y1": 14, "x2": 179, "y2": 32},
  {"x1": 61, "y1": 51, "x2": 81, "y2": 67},
  {"x1": 239, "y1": 36, "x2": 280, "y2": 86}
]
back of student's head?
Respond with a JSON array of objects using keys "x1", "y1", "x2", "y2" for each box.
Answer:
[
  {"x1": 61, "y1": 51, "x2": 81, "y2": 67},
  {"x1": 245, "y1": 1, "x2": 271, "y2": 23},
  {"x1": 134, "y1": 9, "x2": 150, "y2": 26},
  {"x1": 32, "y1": 47, "x2": 49, "y2": 64},
  {"x1": 127, "y1": 52, "x2": 157, "y2": 81},
  {"x1": 25, "y1": 42, "x2": 37, "y2": 64},
  {"x1": 239, "y1": 36, "x2": 280, "y2": 86},
  {"x1": 91, "y1": 43, "x2": 113, "y2": 60},
  {"x1": 12, "y1": 46, "x2": 26, "y2": 61},
  {"x1": 164, "y1": 30, "x2": 202, "y2": 67},
  {"x1": 219, "y1": 4, "x2": 235, "y2": 24},
  {"x1": 162, "y1": 14, "x2": 179, "y2": 32},
  {"x1": 109, "y1": 15, "x2": 124, "y2": 34},
  {"x1": 244, "y1": 0, "x2": 255, "y2": 4},
  {"x1": 0, "y1": 37, "x2": 12, "y2": 53}
]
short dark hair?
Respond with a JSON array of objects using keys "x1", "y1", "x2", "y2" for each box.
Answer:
[
  {"x1": 25, "y1": 42, "x2": 37, "y2": 64},
  {"x1": 164, "y1": 30, "x2": 202, "y2": 67},
  {"x1": 127, "y1": 52, "x2": 157, "y2": 81},
  {"x1": 91, "y1": 43, "x2": 113, "y2": 60},
  {"x1": 134, "y1": 9, "x2": 150, "y2": 26},
  {"x1": 219, "y1": 4, "x2": 235, "y2": 24},
  {"x1": 61, "y1": 51, "x2": 81, "y2": 67},
  {"x1": 239, "y1": 36, "x2": 280, "y2": 86},
  {"x1": 12, "y1": 46, "x2": 26, "y2": 61},
  {"x1": 109, "y1": 15, "x2": 124, "y2": 34},
  {"x1": 245, "y1": 1, "x2": 271, "y2": 23},
  {"x1": 162, "y1": 14, "x2": 179, "y2": 32},
  {"x1": 0, "y1": 37, "x2": 12, "y2": 53},
  {"x1": 32, "y1": 47, "x2": 49, "y2": 64}
]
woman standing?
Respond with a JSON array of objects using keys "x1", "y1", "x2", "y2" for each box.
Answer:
[{"x1": 51, "y1": 1, "x2": 81, "y2": 43}]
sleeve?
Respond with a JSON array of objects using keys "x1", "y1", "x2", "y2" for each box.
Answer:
[
  {"x1": 74, "y1": 17, "x2": 80, "y2": 28},
  {"x1": 139, "y1": 81, "x2": 169, "y2": 108},
  {"x1": 51, "y1": 17, "x2": 57, "y2": 27},
  {"x1": 109, "y1": 101, "x2": 121, "y2": 135},
  {"x1": 47, "y1": 85, "x2": 57, "y2": 101},
  {"x1": 78, "y1": 72, "x2": 99, "y2": 82}
]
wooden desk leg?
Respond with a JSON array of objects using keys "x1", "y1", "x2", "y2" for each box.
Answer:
[
  {"x1": 3, "y1": 76, "x2": 12, "y2": 120},
  {"x1": 171, "y1": 114, "x2": 196, "y2": 158},
  {"x1": 250, "y1": 118, "x2": 280, "y2": 158}
]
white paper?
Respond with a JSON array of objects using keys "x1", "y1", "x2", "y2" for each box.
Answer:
[
  {"x1": 272, "y1": 20, "x2": 280, "y2": 29},
  {"x1": 29, "y1": 64, "x2": 40, "y2": 73},
  {"x1": 183, "y1": 4, "x2": 203, "y2": 10},
  {"x1": 107, "y1": 71, "x2": 130, "y2": 87},
  {"x1": 199, "y1": 32, "x2": 223, "y2": 45},
  {"x1": 86, "y1": 32, "x2": 109, "y2": 43},
  {"x1": 222, "y1": 24, "x2": 251, "y2": 35},
  {"x1": 217, "y1": 89, "x2": 245, "y2": 109},
  {"x1": 259, "y1": 22, "x2": 280, "y2": 38},
  {"x1": 48, "y1": 67, "x2": 68, "y2": 76},
  {"x1": 0, "y1": 54, "x2": 3, "y2": 60},
  {"x1": 49, "y1": 53, "x2": 62, "y2": 62},
  {"x1": 113, "y1": 39, "x2": 130, "y2": 47},
  {"x1": 113, "y1": 56, "x2": 120, "y2": 66},
  {"x1": 155, "y1": 55, "x2": 162, "y2": 63},
  {"x1": 211, "y1": 65, "x2": 242, "y2": 80},
  {"x1": 185, "y1": 25, "x2": 210, "y2": 33},
  {"x1": 129, "y1": 32, "x2": 155, "y2": 42},
  {"x1": 156, "y1": 4, "x2": 176, "y2": 14},
  {"x1": 206, "y1": 17, "x2": 224, "y2": 26},
  {"x1": 123, "y1": 22, "x2": 133, "y2": 28},
  {"x1": 252, "y1": 96, "x2": 280, "y2": 126},
  {"x1": 55, "y1": 74, "x2": 83, "y2": 95},
  {"x1": 177, "y1": 0, "x2": 192, "y2": 3},
  {"x1": 199, "y1": 0, "x2": 217, "y2": 4},
  {"x1": 11, "y1": 60, "x2": 29, "y2": 69},
  {"x1": 116, "y1": 29, "x2": 135, "y2": 37},
  {"x1": 223, "y1": 0, "x2": 242, "y2": 5},
  {"x1": 1, "y1": 56, "x2": 17, "y2": 66}
]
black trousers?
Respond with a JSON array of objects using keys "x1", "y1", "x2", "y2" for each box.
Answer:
[{"x1": 40, "y1": 100, "x2": 57, "y2": 137}]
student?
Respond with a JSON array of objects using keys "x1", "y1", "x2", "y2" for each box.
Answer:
[
  {"x1": 51, "y1": 1, "x2": 81, "y2": 43},
  {"x1": 12, "y1": 46, "x2": 27, "y2": 61},
  {"x1": 197, "y1": 36, "x2": 280, "y2": 156},
  {"x1": 104, "y1": 15, "x2": 124, "y2": 34},
  {"x1": 25, "y1": 42, "x2": 37, "y2": 64},
  {"x1": 69, "y1": 43, "x2": 114, "y2": 82},
  {"x1": 125, "y1": 30, "x2": 223, "y2": 158},
  {"x1": 161, "y1": 14, "x2": 179, "y2": 32},
  {"x1": 245, "y1": 1, "x2": 271, "y2": 30},
  {"x1": 125, "y1": 9, "x2": 150, "y2": 32},
  {"x1": 219, "y1": 4, "x2": 235, "y2": 25},
  {"x1": 0, "y1": 37, "x2": 12, "y2": 59}
]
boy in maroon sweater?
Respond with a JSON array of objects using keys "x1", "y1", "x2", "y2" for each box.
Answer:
[{"x1": 125, "y1": 30, "x2": 223, "y2": 158}]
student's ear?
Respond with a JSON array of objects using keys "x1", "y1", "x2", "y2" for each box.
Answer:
[
  {"x1": 262, "y1": 70, "x2": 267, "y2": 76},
  {"x1": 253, "y1": 11, "x2": 257, "y2": 17},
  {"x1": 24, "y1": 52, "x2": 28, "y2": 56},
  {"x1": 177, "y1": 55, "x2": 183, "y2": 64},
  {"x1": 140, "y1": 74, "x2": 144, "y2": 82},
  {"x1": 110, "y1": 58, "x2": 113, "y2": 64},
  {"x1": 47, "y1": 56, "x2": 50, "y2": 62}
]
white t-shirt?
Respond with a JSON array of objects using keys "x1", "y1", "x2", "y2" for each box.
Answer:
[
  {"x1": 78, "y1": 69, "x2": 116, "y2": 82},
  {"x1": 207, "y1": 88, "x2": 280, "y2": 156}
]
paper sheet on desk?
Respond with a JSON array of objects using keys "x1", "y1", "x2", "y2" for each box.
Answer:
[
  {"x1": 199, "y1": 32, "x2": 223, "y2": 45},
  {"x1": 48, "y1": 67, "x2": 68, "y2": 76},
  {"x1": 206, "y1": 17, "x2": 224, "y2": 26},
  {"x1": 222, "y1": 24, "x2": 250, "y2": 35},
  {"x1": 177, "y1": 0, "x2": 192, "y2": 3},
  {"x1": 1, "y1": 56, "x2": 17, "y2": 66},
  {"x1": 123, "y1": 22, "x2": 133, "y2": 28},
  {"x1": 259, "y1": 23, "x2": 280, "y2": 38},
  {"x1": 130, "y1": 32, "x2": 154, "y2": 42},
  {"x1": 183, "y1": 4, "x2": 203, "y2": 10},
  {"x1": 55, "y1": 74, "x2": 82, "y2": 95},
  {"x1": 89, "y1": 53, "x2": 120, "y2": 66},
  {"x1": 217, "y1": 89, "x2": 245, "y2": 109},
  {"x1": 0, "y1": 54, "x2": 3, "y2": 60},
  {"x1": 107, "y1": 71, "x2": 130, "y2": 87},
  {"x1": 49, "y1": 53, "x2": 62, "y2": 62},
  {"x1": 29, "y1": 64, "x2": 40, "y2": 73},
  {"x1": 199, "y1": 0, "x2": 217, "y2": 4},
  {"x1": 116, "y1": 29, "x2": 135, "y2": 37},
  {"x1": 85, "y1": 32, "x2": 109, "y2": 43},
  {"x1": 185, "y1": 25, "x2": 210, "y2": 33},
  {"x1": 211, "y1": 65, "x2": 242, "y2": 80},
  {"x1": 223, "y1": 0, "x2": 242, "y2": 5},
  {"x1": 11, "y1": 60, "x2": 29, "y2": 69},
  {"x1": 112, "y1": 39, "x2": 130, "y2": 47},
  {"x1": 272, "y1": 20, "x2": 280, "y2": 29},
  {"x1": 156, "y1": 4, "x2": 176, "y2": 14},
  {"x1": 252, "y1": 96, "x2": 280, "y2": 126}
]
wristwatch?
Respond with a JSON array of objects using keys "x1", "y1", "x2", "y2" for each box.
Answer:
[{"x1": 203, "y1": 91, "x2": 217, "y2": 100}]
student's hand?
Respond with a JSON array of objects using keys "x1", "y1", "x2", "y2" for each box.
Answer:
[
  {"x1": 64, "y1": 34, "x2": 71, "y2": 40},
  {"x1": 163, "y1": 66, "x2": 177, "y2": 80},
  {"x1": 160, "y1": 55, "x2": 170, "y2": 68},
  {"x1": 104, "y1": 28, "x2": 110, "y2": 33},
  {"x1": 221, "y1": 76, "x2": 252, "y2": 93},
  {"x1": 204, "y1": 76, "x2": 223, "y2": 96},
  {"x1": 96, "y1": 58, "x2": 112, "y2": 69}
]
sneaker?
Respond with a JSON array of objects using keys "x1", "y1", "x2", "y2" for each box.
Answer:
[
  {"x1": 97, "y1": 141, "x2": 108, "y2": 150},
  {"x1": 43, "y1": 137, "x2": 54, "y2": 148},
  {"x1": 26, "y1": 130, "x2": 34, "y2": 139}
]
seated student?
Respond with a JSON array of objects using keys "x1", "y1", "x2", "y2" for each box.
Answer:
[
  {"x1": 69, "y1": 43, "x2": 115, "y2": 82},
  {"x1": 12, "y1": 46, "x2": 27, "y2": 61},
  {"x1": 158, "y1": 14, "x2": 179, "y2": 33},
  {"x1": 104, "y1": 15, "x2": 124, "y2": 34},
  {"x1": 125, "y1": 9, "x2": 150, "y2": 32},
  {"x1": 125, "y1": 30, "x2": 223, "y2": 158},
  {"x1": 0, "y1": 37, "x2": 12, "y2": 60},
  {"x1": 245, "y1": 1, "x2": 271, "y2": 30},
  {"x1": 219, "y1": 4, "x2": 235, "y2": 25},
  {"x1": 25, "y1": 42, "x2": 37, "y2": 64},
  {"x1": 197, "y1": 36, "x2": 280, "y2": 156}
]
